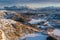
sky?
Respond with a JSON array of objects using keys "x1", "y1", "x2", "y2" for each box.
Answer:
[{"x1": 0, "y1": 0, "x2": 60, "y2": 8}]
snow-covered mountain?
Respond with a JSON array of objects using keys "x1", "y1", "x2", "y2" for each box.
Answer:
[
  {"x1": 0, "y1": 10, "x2": 41, "y2": 40},
  {"x1": 0, "y1": 6, "x2": 60, "y2": 40},
  {"x1": 1, "y1": 6, "x2": 60, "y2": 13}
]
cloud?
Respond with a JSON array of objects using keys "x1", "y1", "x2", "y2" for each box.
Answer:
[
  {"x1": 0, "y1": 0, "x2": 60, "y2": 4},
  {"x1": 0, "y1": 0, "x2": 60, "y2": 7},
  {"x1": 0, "y1": 0, "x2": 17, "y2": 5}
]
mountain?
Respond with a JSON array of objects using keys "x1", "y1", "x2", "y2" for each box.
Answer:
[
  {"x1": 2, "y1": 6, "x2": 60, "y2": 13},
  {"x1": 0, "y1": 18, "x2": 40, "y2": 40},
  {"x1": 3, "y1": 6, "x2": 35, "y2": 13},
  {"x1": 4, "y1": 6, "x2": 31, "y2": 10},
  {"x1": 0, "y1": 10, "x2": 41, "y2": 40},
  {"x1": 0, "y1": 7, "x2": 60, "y2": 40},
  {"x1": 0, "y1": 11, "x2": 33, "y2": 22},
  {"x1": 37, "y1": 6, "x2": 60, "y2": 11},
  {"x1": 0, "y1": 10, "x2": 42, "y2": 40}
]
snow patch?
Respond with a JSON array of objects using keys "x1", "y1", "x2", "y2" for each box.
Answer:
[
  {"x1": 52, "y1": 29, "x2": 60, "y2": 36},
  {"x1": 29, "y1": 19, "x2": 46, "y2": 24},
  {"x1": 20, "y1": 33, "x2": 48, "y2": 40}
]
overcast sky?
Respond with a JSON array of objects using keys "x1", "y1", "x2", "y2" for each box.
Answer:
[{"x1": 0, "y1": 0, "x2": 60, "y2": 8}]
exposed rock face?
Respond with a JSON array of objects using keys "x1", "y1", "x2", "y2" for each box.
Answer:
[
  {"x1": 0, "y1": 10, "x2": 41, "y2": 40},
  {"x1": 0, "y1": 19, "x2": 18, "y2": 40},
  {"x1": 0, "y1": 11, "x2": 31, "y2": 22},
  {"x1": 0, "y1": 18, "x2": 40, "y2": 40}
]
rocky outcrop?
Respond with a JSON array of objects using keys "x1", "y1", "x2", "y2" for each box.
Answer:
[
  {"x1": 0, "y1": 10, "x2": 41, "y2": 40},
  {"x1": 0, "y1": 18, "x2": 40, "y2": 40},
  {"x1": 0, "y1": 11, "x2": 31, "y2": 22}
]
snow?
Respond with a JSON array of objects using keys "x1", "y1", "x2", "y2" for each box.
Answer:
[
  {"x1": 20, "y1": 33, "x2": 40, "y2": 39},
  {"x1": 20, "y1": 33, "x2": 48, "y2": 40},
  {"x1": 37, "y1": 25, "x2": 47, "y2": 29},
  {"x1": 0, "y1": 10, "x2": 7, "y2": 12},
  {"x1": 29, "y1": 19, "x2": 46, "y2": 24},
  {"x1": 37, "y1": 25, "x2": 40, "y2": 28},
  {"x1": 52, "y1": 29, "x2": 60, "y2": 36}
]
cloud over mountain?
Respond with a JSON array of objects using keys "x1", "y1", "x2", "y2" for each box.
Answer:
[{"x1": 0, "y1": 0, "x2": 60, "y2": 5}]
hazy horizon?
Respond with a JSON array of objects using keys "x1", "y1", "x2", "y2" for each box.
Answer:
[{"x1": 0, "y1": 0, "x2": 60, "y2": 8}]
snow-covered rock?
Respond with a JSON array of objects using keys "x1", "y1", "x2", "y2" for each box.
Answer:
[
  {"x1": 52, "y1": 29, "x2": 60, "y2": 36},
  {"x1": 29, "y1": 18, "x2": 46, "y2": 24}
]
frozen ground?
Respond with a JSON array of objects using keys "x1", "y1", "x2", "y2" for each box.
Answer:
[
  {"x1": 20, "y1": 33, "x2": 48, "y2": 40},
  {"x1": 28, "y1": 18, "x2": 46, "y2": 24}
]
